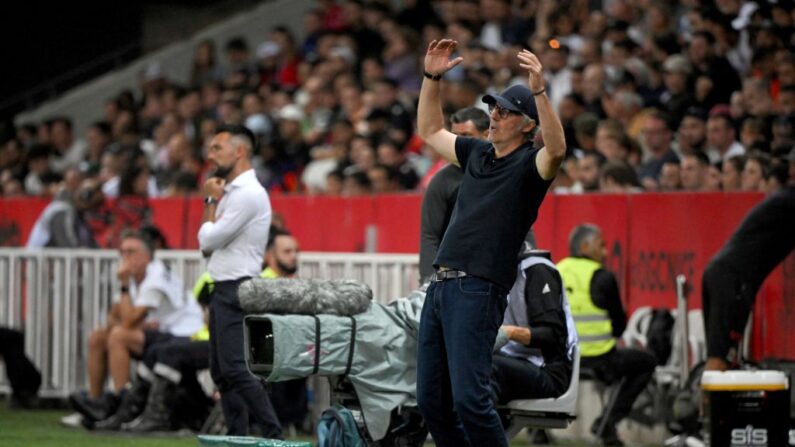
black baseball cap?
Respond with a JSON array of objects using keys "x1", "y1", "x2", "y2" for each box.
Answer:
[{"x1": 482, "y1": 85, "x2": 539, "y2": 122}]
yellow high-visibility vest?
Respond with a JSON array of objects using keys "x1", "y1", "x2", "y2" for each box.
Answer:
[{"x1": 557, "y1": 257, "x2": 616, "y2": 357}]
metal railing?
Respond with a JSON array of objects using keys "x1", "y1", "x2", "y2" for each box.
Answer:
[{"x1": 0, "y1": 248, "x2": 419, "y2": 398}]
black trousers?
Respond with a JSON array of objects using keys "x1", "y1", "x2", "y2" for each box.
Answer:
[
  {"x1": 209, "y1": 279, "x2": 282, "y2": 438},
  {"x1": 702, "y1": 262, "x2": 758, "y2": 362},
  {"x1": 580, "y1": 347, "x2": 656, "y2": 425},
  {"x1": 0, "y1": 328, "x2": 41, "y2": 398},
  {"x1": 269, "y1": 379, "x2": 308, "y2": 427},
  {"x1": 490, "y1": 354, "x2": 562, "y2": 404}
]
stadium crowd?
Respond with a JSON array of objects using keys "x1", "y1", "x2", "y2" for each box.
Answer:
[{"x1": 3, "y1": 0, "x2": 795, "y2": 219}]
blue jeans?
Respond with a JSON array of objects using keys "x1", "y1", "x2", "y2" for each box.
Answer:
[{"x1": 417, "y1": 276, "x2": 508, "y2": 447}]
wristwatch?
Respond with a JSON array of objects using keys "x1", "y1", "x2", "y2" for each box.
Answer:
[{"x1": 204, "y1": 196, "x2": 218, "y2": 206}]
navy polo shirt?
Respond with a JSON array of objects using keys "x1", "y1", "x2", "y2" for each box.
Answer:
[{"x1": 433, "y1": 136, "x2": 553, "y2": 290}]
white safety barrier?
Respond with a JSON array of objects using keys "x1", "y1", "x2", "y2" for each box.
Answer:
[{"x1": 0, "y1": 248, "x2": 419, "y2": 398}]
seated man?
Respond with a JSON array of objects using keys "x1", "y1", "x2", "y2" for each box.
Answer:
[
  {"x1": 70, "y1": 229, "x2": 203, "y2": 424},
  {"x1": 558, "y1": 224, "x2": 657, "y2": 447},
  {"x1": 491, "y1": 247, "x2": 576, "y2": 404}
]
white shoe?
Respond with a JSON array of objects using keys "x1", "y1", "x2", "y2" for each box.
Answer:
[{"x1": 60, "y1": 412, "x2": 84, "y2": 428}]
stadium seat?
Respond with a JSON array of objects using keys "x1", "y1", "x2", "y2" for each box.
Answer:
[{"x1": 501, "y1": 346, "x2": 580, "y2": 438}]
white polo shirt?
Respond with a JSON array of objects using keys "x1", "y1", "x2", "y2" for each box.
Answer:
[
  {"x1": 198, "y1": 169, "x2": 271, "y2": 281},
  {"x1": 129, "y1": 259, "x2": 204, "y2": 337}
]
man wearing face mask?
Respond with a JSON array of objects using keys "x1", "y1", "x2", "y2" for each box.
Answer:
[{"x1": 197, "y1": 124, "x2": 282, "y2": 438}]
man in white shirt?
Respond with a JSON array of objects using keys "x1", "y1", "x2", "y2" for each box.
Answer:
[
  {"x1": 71, "y1": 229, "x2": 203, "y2": 424},
  {"x1": 198, "y1": 124, "x2": 281, "y2": 438},
  {"x1": 705, "y1": 114, "x2": 745, "y2": 163}
]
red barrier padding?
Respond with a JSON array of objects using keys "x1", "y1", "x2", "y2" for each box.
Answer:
[{"x1": 3, "y1": 192, "x2": 793, "y2": 360}]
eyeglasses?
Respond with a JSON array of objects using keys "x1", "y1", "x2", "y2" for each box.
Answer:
[{"x1": 488, "y1": 103, "x2": 519, "y2": 120}]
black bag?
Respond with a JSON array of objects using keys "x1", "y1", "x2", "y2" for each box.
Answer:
[{"x1": 646, "y1": 309, "x2": 674, "y2": 366}]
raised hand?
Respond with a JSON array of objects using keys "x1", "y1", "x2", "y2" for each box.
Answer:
[
  {"x1": 517, "y1": 49, "x2": 546, "y2": 93},
  {"x1": 424, "y1": 39, "x2": 464, "y2": 77}
]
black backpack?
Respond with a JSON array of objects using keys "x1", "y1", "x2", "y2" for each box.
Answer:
[{"x1": 646, "y1": 309, "x2": 674, "y2": 366}]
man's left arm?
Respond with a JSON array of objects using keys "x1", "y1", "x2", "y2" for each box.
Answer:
[
  {"x1": 517, "y1": 50, "x2": 565, "y2": 180},
  {"x1": 591, "y1": 269, "x2": 627, "y2": 337}
]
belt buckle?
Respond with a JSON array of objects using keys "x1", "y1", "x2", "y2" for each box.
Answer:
[{"x1": 433, "y1": 269, "x2": 465, "y2": 282}]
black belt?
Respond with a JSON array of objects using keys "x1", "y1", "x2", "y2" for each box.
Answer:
[{"x1": 432, "y1": 269, "x2": 468, "y2": 282}]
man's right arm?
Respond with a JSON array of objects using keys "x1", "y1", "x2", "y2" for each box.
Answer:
[
  {"x1": 418, "y1": 78, "x2": 458, "y2": 165},
  {"x1": 417, "y1": 39, "x2": 464, "y2": 166}
]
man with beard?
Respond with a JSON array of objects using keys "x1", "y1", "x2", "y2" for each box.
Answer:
[
  {"x1": 259, "y1": 228, "x2": 308, "y2": 433},
  {"x1": 198, "y1": 124, "x2": 281, "y2": 438}
]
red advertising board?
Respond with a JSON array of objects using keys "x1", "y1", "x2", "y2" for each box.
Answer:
[{"x1": 2, "y1": 192, "x2": 792, "y2": 359}]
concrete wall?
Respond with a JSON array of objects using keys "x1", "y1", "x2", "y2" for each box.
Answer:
[{"x1": 14, "y1": 0, "x2": 311, "y2": 136}]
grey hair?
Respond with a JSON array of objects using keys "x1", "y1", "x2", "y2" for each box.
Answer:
[
  {"x1": 568, "y1": 224, "x2": 602, "y2": 257},
  {"x1": 521, "y1": 115, "x2": 539, "y2": 143},
  {"x1": 614, "y1": 90, "x2": 643, "y2": 110}
]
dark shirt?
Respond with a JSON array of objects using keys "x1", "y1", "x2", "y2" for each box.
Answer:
[
  {"x1": 637, "y1": 148, "x2": 680, "y2": 182},
  {"x1": 419, "y1": 164, "x2": 463, "y2": 281},
  {"x1": 434, "y1": 137, "x2": 553, "y2": 290},
  {"x1": 590, "y1": 268, "x2": 627, "y2": 337},
  {"x1": 710, "y1": 186, "x2": 795, "y2": 284},
  {"x1": 522, "y1": 259, "x2": 571, "y2": 390},
  {"x1": 696, "y1": 56, "x2": 742, "y2": 108}
]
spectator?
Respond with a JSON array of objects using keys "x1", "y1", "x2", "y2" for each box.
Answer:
[
  {"x1": 542, "y1": 43, "x2": 573, "y2": 111},
  {"x1": 325, "y1": 169, "x2": 344, "y2": 195},
  {"x1": 376, "y1": 139, "x2": 419, "y2": 190},
  {"x1": 479, "y1": 0, "x2": 532, "y2": 50},
  {"x1": 595, "y1": 122, "x2": 631, "y2": 163},
  {"x1": 573, "y1": 113, "x2": 599, "y2": 153},
  {"x1": 190, "y1": 39, "x2": 224, "y2": 87},
  {"x1": 222, "y1": 37, "x2": 256, "y2": 89},
  {"x1": 704, "y1": 162, "x2": 722, "y2": 192},
  {"x1": 638, "y1": 111, "x2": 679, "y2": 190},
  {"x1": 600, "y1": 161, "x2": 642, "y2": 193},
  {"x1": 49, "y1": 117, "x2": 88, "y2": 173},
  {"x1": 778, "y1": 85, "x2": 795, "y2": 115},
  {"x1": 367, "y1": 164, "x2": 398, "y2": 193},
  {"x1": 82, "y1": 122, "x2": 112, "y2": 176},
  {"x1": 687, "y1": 31, "x2": 742, "y2": 108},
  {"x1": 675, "y1": 107, "x2": 708, "y2": 155},
  {"x1": 680, "y1": 152, "x2": 711, "y2": 192},
  {"x1": 26, "y1": 178, "x2": 104, "y2": 248},
  {"x1": 23, "y1": 144, "x2": 53, "y2": 196},
  {"x1": 660, "y1": 55, "x2": 693, "y2": 125},
  {"x1": 558, "y1": 224, "x2": 657, "y2": 446},
  {"x1": 705, "y1": 113, "x2": 745, "y2": 163},
  {"x1": 741, "y1": 151, "x2": 771, "y2": 192},
  {"x1": 369, "y1": 77, "x2": 414, "y2": 143},
  {"x1": 739, "y1": 116, "x2": 768, "y2": 150},
  {"x1": 577, "y1": 151, "x2": 606, "y2": 193},
  {"x1": 658, "y1": 160, "x2": 682, "y2": 191},
  {"x1": 342, "y1": 169, "x2": 371, "y2": 196},
  {"x1": 722, "y1": 155, "x2": 746, "y2": 192}
]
